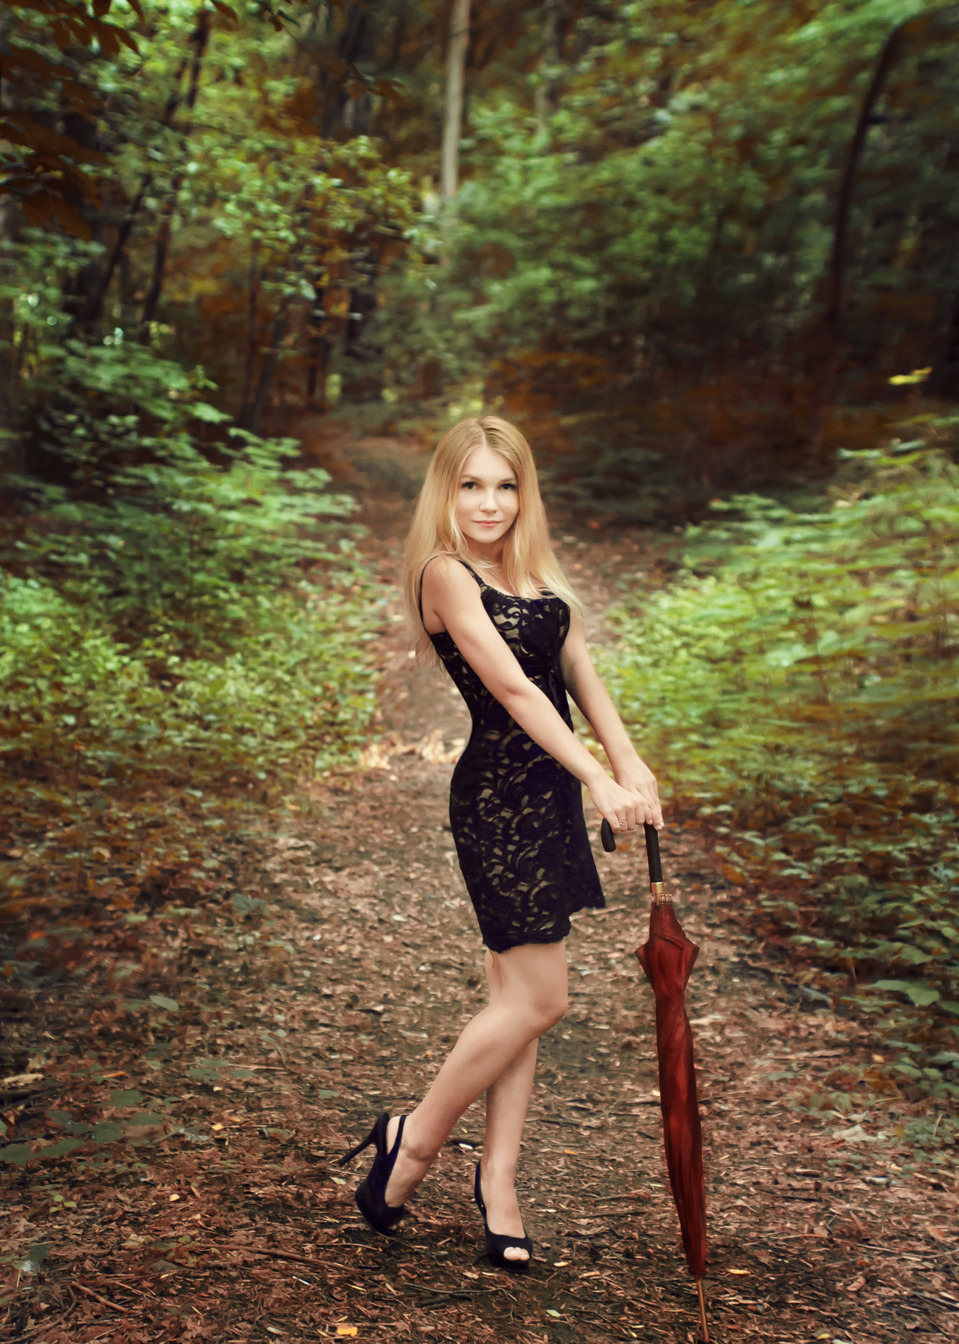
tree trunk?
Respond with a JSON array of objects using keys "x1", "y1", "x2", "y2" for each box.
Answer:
[
  {"x1": 930, "y1": 287, "x2": 959, "y2": 400},
  {"x1": 441, "y1": 0, "x2": 471, "y2": 204},
  {"x1": 244, "y1": 292, "x2": 294, "y2": 435},
  {"x1": 69, "y1": 31, "x2": 196, "y2": 332},
  {"x1": 812, "y1": 18, "x2": 909, "y2": 443},
  {"x1": 321, "y1": 0, "x2": 373, "y2": 138},
  {"x1": 305, "y1": 297, "x2": 330, "y2": 407},
  {"x1": 533, "y1": 0, "x2": 562, "y2": 133},
  {"x1": 239, "y1": 243, "x2": 261, "y2": 425},
  {"x1": 140, "y1": 10, "x2": 211, "y2": 331}
]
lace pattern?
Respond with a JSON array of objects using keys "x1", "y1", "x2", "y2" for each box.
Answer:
[{"x1": 425, "y1": 560, "x2": 605, "y2": 953}]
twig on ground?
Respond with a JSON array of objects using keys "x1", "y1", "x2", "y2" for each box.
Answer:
[{"x1": 74, "y1": 1281, "x2": 128, "y2": 1313}]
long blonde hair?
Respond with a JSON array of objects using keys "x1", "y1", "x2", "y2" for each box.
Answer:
[{"x1": 403, "y1": 415, "x2": 583, "y2": 660}]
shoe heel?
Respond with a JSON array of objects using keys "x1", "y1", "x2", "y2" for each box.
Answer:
[
  {"x1": 340, "y1": 1112, "x2": 407, "y2": 1235},
  {"x1": 339, "y1": 1121, "x2": 377, "y2": 1167}
]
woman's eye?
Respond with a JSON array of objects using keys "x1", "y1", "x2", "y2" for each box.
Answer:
[{"x1": 501, "y1": 483, "x2": 517, "y2": 491}]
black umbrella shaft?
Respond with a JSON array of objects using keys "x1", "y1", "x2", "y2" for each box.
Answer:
[
  {"x1": 601, "y1": 819, "x2": 665, "y2": 886},
  {"x1": 644, "y1": 823, "x2": 663, "y2": 885}
]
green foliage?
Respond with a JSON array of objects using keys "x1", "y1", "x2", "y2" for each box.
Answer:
[
  {"x1": 369, "y1": 0, "x2": 959, "y2": 444},
  {"x1": 0, "y1": 569, "x2": 379, "y2": 785},
  {"x1": 2, "y1": 4, "x2": 420, "y2": 434},
  {"x1": 603, "y1": 438, "x2": 959, "y2": 1078},
  {"x1": 3, "y1": 277, "x2": 361, "y2": 652},
  {"x1": 1, "y1": 304, "x2": 383, "y2": 788}
]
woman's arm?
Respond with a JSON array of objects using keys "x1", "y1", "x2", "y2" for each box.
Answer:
[
  {"x1": 560, "y1": 612, "x2": 662, "y2": 828},
  {"x1": 422, "y1": 558, "x2": 647, "y2": 835}
]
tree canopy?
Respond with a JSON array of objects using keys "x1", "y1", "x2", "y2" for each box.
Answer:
[
  {"x1": 5, "y1": 1, "x2": 959, "y2": 449},
  {"x1": 2, "y1": 1, "x2": 957, "y2": 1104}
]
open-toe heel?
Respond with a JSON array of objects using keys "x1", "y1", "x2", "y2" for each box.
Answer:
[
  {"x1": 473, "y1": 1163, "x2": 533, "y2": 1272},
  {"x1": 339, "y1": 1112, "x2": 406, "y2": 1235}
]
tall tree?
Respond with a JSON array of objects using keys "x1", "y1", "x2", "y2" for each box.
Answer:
[
  {"x1": 441, "y1": 0, "x2": 471, "y2": 204},
  {"x1": 139, "y1": 7, "x2": 212, "y2": 331},
  {"x1": 533, "y1": 0, "x2": 563, "y2": 133}
]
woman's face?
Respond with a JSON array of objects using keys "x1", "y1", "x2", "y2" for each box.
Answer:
[{"x1": 453, "y1": 442, "x2": 519, "y2": 558}]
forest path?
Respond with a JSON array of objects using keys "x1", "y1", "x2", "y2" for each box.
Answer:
[
  {"x1": 282, "y1": 441, "x2": 958, "y2": 1342},
  {"x1": 2, "y1": 436, "x2": 956, "y2": 1344}
]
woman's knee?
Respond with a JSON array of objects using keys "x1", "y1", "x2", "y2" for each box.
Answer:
[
  {"x1": 494, "y1": 941, "x2": 568, "y2": 1031},
  {"x1": 523, "y1": 980, "x2": 568, "y2": 1033}
]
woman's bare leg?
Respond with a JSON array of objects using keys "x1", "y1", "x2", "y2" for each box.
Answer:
[
  {"x1": 382, "y1": 940, "x2": 568, "y2": 1211},
  {"x1": 480, "y1": 950, "x2": 537, "y2": 1259}
]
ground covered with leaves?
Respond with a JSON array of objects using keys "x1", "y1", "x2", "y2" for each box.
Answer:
[{"x1": 2, "y1": 458, "x2": 957, "y2": 1343}]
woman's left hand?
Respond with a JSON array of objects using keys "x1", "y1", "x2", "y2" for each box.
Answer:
[{"x1": 615, "y1": 758, "x2": 663, "y2": 830}]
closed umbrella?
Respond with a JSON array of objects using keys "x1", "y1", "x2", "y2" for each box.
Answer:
[{"x1": 602, "y1": 819, "x2": 709, "y2": 1340}]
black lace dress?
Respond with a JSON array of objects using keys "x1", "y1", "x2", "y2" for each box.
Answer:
[{"x1": 424, "y1": 559, "x2": 605, "y2": 953}]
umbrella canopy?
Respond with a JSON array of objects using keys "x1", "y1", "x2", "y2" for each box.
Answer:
[
  {"x1": 636, "y1": 894, "x2": 707, "y2": 1279},
  {"x1": 603, "y1": 820, "x2": 709, "y2": 1339}
]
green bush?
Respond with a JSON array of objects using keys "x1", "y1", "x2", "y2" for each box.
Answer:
[
  {"x1": 0, "y1": 572, "x2": 379, "y2": 783},
  {"x1": 1, "y1": 306, "x2": 383, "y2": 786},
  {"x1": 603, "y1": 439, "x2": 959, "y2": 1055},
  {"x1": 4, "y1": 320, "x2": 361, "y2": 655}
]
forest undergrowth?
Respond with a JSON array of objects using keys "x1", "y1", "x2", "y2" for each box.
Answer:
[
  {"x1": 604, "y1": 432, "x2": 959, "y2": 1124},
  {"x1": 1, "y1": 485, "x2": 957, "y2": 1343}
]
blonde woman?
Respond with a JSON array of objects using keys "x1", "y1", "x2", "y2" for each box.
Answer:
[{"x1": 340, "y1": 415, "x2": 662, "y2": 1270}]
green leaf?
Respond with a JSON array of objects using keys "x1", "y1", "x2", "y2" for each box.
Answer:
[
  {"x1": 871, "y1": 980, "x2": 941, "y2": 1007},
  {"x1": 92, "y1": 1122, "x2": 126, "y2": 1144},
  {"x1": 38, "y1": 1137, "x2": 84, "y2": 1160},
  {"x1": 20, "y1": 1243, "x2": 51, "y2": 1273},
  {"x1": 191, "y1": 402, "x2": 232, "y2": 423},
  {"x1": 111, "y1": 1088, "x2": 146, "y2": 1106},
  {"x1": 0, "y1": 1143, "x2": 33, "y2": 1167}
]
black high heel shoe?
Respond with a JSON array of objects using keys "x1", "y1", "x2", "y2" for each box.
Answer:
[
  {"x1": 339, "y1": 1112, "x2": 407, "y2": 1234},
  {"x1": 474, "y1": 1163, "x2": 533, "y2": 1272}
]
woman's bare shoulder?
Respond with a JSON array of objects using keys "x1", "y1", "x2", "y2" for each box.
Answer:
[{"x1": 421, "y1": 553, "x2": 474, "y2": 593}]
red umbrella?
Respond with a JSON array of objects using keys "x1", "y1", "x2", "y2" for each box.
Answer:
[{"x1": 603, "y1": 820, "x2": 709, "y2": 1340}]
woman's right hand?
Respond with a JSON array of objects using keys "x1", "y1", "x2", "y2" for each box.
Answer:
[{"x1": 586, "y1": 773, "x2": 649, "y2": 838}]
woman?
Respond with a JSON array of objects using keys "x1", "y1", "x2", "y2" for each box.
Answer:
[{"x1": 340, "y1": 415, "x2": 662, "y2": 1270}]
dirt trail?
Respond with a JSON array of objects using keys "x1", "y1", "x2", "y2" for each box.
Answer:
[
  {"x1": 2, "y1": 438, "x2": 957, "y2": 1344},
  {"x1": 295, "y1": 442, "x2": 959, "y2": 1341}
]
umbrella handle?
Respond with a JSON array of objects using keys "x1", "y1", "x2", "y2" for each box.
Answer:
[
  {"x1": 644, "y1": 822, "x2": 663, "y2": 884},
  {"x1": 600, "y1": 819, "x2": 665, "y2": 887}
]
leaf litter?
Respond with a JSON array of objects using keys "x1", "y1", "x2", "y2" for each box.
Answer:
[{"x1": 1, "y1": 498, "x2": 956, "y2": 1344}]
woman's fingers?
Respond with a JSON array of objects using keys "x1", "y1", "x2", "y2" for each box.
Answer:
[
  {"x1": 630, "y1": 782, "x2": 663, "y2": 830},
  {"x1": 589, "y1": 774, "x2": 663, "y2": 834},
  {"x1": 615, "y1": 799, "x2": 645, "y2": 831},
  {"x1": 609, "y1": 764, "x2": 663, "y2": 830},
  {"x1": 626, "y1": 794, "x2": 662, "y2": 831}
]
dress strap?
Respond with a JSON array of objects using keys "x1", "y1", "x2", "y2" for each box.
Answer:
[
  {"x1": 419, "y1": 553, "x2": 475, "y2": 619},
  {"x1": 455, "y1": 558, "x2": 485, "y2": 588},
  {"x1": 418, "y1": 555, "x2": 484, "y2": 617}
]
